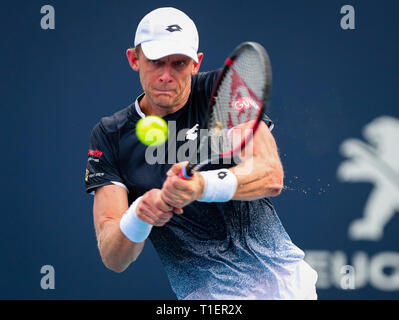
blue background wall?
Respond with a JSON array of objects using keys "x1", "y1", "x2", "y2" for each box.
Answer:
[{"x1": 1, "y1": 0, "x2": 398, "y2": 299}]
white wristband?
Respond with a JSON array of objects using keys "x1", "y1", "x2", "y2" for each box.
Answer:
[
  {"x1": 198, "y1": 169, "x2": 238, "y2": 202},
  {"x1": 120, "y1": 196, "x2": 153, "y2": 243}
]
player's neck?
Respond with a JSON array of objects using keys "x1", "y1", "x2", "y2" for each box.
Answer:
[
  {"x1": 139, "y1": 95, "x2": 187, "y2": 118},
  {"x1": 140, "y1": 79, "x2": 192, "y2": 117}
]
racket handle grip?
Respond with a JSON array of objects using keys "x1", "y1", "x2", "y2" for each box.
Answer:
[{"x1": 178, "y1": 166, "x2": 193, "y2": 180}]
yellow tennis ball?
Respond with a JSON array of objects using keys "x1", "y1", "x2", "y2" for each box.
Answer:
[{"x1": 136, "y1": 116, "x2": 168, "y2": 146}]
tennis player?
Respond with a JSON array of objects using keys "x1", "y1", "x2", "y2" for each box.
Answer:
[{"x1": 85, "y1": 7, "x2": 318, "y2": 300}]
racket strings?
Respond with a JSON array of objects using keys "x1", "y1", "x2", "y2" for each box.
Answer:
[{"x1": 209, "y1": 46, "x2": 268, "y2": 154}]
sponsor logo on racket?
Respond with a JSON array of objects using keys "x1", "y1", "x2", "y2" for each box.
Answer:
[
  {"x1": 227, "y1": 69, "x2": 262, "y2": 128},
  {"x1": 231, "y1": 97, "x2": 260, "y2": 113}
]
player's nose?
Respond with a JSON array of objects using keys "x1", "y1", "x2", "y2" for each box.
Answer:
[{"x1": 159, "y1": 64, "x2": 173, "y2": 83}]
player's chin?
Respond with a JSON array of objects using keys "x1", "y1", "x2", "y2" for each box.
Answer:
[{"x1": 153, "y1": 96, "x2": 177, "y2": 108}]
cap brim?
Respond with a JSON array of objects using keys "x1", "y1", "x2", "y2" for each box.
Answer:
[{"x1": 141, "y1": 40, "x2": 198, "y2": 63}]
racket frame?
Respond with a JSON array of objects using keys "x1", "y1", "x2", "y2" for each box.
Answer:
[{"x1": 182, "y1": 42, "x2": 272, "y2": 178}]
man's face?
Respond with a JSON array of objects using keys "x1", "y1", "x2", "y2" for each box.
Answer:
[{"x1": 131, "y1": 50, "x2": 203, "y2": 111}]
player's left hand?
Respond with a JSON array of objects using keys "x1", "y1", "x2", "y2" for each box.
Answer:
[{"x1": 161, "y1": 162, "x2": 205, "y2": 208}]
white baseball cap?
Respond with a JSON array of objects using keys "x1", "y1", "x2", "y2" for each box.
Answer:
[{"x1": 134, "y1": 7, "x2": 199, "y2": 63}]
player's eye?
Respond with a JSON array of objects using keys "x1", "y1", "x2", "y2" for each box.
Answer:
[{"x1": 174, "y1": 60, "x2": 186, "y2": 67}]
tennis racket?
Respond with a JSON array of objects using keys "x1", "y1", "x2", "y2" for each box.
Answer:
[{"x1": 179, "y1": 41, "x2": 272, "y2": 179}]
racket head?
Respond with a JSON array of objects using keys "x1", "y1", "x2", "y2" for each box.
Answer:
[
  {"x1": 184, "y1": 42, "x2": 272, "y2": 178},
  {"x1": 209, "y1": 42, "x2": 272, "y2": 154}
]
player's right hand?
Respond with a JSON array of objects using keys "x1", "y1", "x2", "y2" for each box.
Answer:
[{"x1": 136, "y1": 189, "x2": 183, "y2": 227}]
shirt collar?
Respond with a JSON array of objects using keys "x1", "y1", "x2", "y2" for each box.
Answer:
[{"x1": 134, "y1": 93, "x2": 146, "y2": 118}]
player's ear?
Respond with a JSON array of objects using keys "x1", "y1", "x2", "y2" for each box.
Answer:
[
  {"x1": 126, "y1": 48, "x2": 140, "y2": 71},
  {"x1": 191, "y1": 52, "x2": 204, "y2": 75}
]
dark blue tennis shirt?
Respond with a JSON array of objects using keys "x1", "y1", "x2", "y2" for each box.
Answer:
[{"x1": 85, "y1": 70, "x2": 317, "y2": 299}]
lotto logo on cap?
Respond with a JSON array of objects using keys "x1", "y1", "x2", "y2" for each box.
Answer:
[{"x1": 134, "y1": 7, "x2": 199, "y2": 62}]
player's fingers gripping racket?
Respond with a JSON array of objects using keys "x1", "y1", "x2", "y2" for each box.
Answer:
[{"x1": 179, "y1": 41, "x2": 272, "y2": 179}]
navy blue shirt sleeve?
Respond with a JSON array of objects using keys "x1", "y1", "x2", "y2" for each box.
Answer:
[{"x1": 85, "y1": 122, "x2": 125, "y2": 194}]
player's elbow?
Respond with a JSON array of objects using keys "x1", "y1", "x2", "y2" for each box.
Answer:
[
  {"x1": 265, "y1": 179, "x2": 283, "y2": 197},
  {"x1": 264, "y1": 165, "x2": 284, "y2": 197},
  {"x1": 99, "y1": 247, "x2": 139, "y2": 273},
  {"x1": 102, "y1": 256, "x2": 131, "y2": 273},
  {"x1": 107, "y1": 264, "x2": 126, "y2": 274},
  {"x1": 266, "y1": 185, "x2": 283, "y2": 197}
]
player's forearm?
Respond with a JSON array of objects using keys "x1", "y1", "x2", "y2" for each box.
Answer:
[
  {"x1": 232, "y1": 176, "x2": 283, "y2": 200},
  {"x1": 97, "y1": 219, "x2": 145, "y2": 273},
  {"x1": 230, "y1": 155, "x2": 284, "y2": 200},
  {"x1": 229, "y1": 121, "x2": 284, "y2": 200}
]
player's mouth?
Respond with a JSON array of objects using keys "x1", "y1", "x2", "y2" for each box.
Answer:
[{"x1": 153, "y1": 89, "x2": 176, "y2": 96}]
